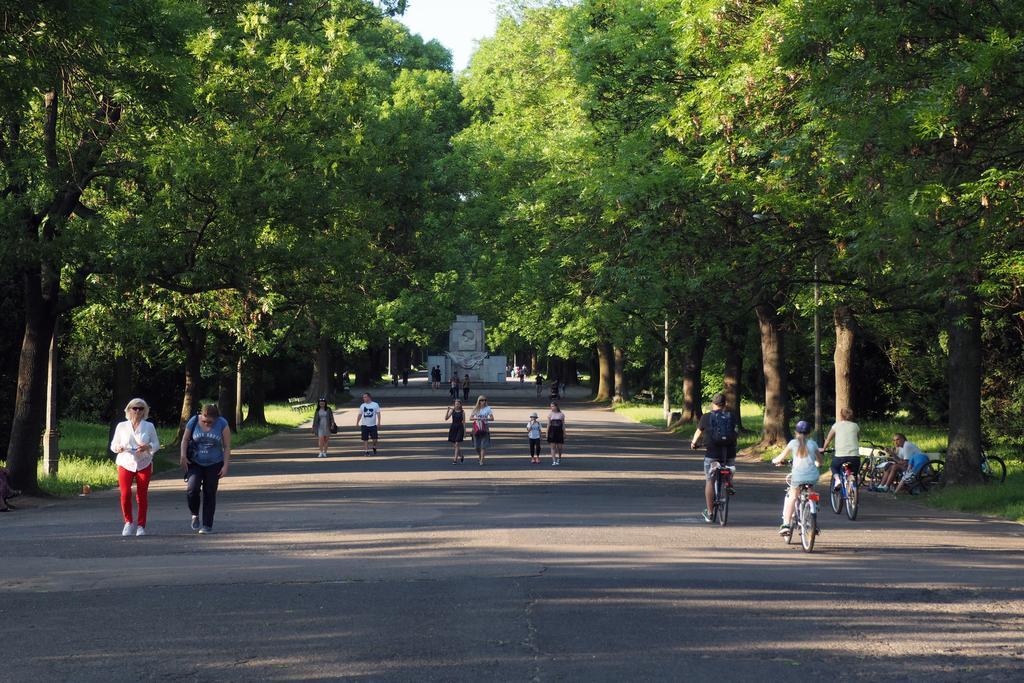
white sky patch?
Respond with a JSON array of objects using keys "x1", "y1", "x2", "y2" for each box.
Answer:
[{"x1": 398, "y1": 0, "x2": 500, "y2": 72}]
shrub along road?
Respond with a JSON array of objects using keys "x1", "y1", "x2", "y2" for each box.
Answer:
[{"x1": 2, "y1": 392, "x2": 1023, "y2": 680}]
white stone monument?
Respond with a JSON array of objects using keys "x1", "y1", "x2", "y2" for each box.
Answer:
[{"x1": 430, "y1": 315, "x2": 506, "y2": 383}]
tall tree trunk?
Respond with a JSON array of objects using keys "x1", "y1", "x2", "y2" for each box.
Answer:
[
  {"x1": 216, "y1": 350, "x2": 237, "y2": 433},
  {"x1": 174, "y1": 322, "x2": 207, "y2": 444},
  {"x1": 244, "y1": 356, "x2": 267, "y2": 426},
  {"x1": 754, "y1": 302, "x2": 790, "y2": 449},
  {"x1": 595, "y1": 342, "x2": 614, "y2": 401},
  {"x1": 5, "y1": 289, "x2": 57, "y2": 492},
  {"x1": 305, "y1": 334, "x2": 332, "y2": 400},
  {"x1": 946, "y1": 289, "x2": 984, "y2": 485},
  {"x1": 107, "y1": 354, "x2": 133, "y2": 458},
  {"x1": 722, "y1": 320, "x2": 746, "y2": 431},
  {"x1": 679, "y1": 333, "x2": 707, "y2": 423},
  {"x1": 833, "y1": 304, "x2": 858, "y2": 421},
  {"x1": 355, "y1": 347, "x2": 375, "y2": 387},
  {"x1": 110, "y1": 354, "x2": 133, "y2": 420},
  {"x1": 566, "y1": 358, "x2": 578, "y2": 385},
  {"x1": 613, "y1": 346, "x2": 628, "y2": 403}
]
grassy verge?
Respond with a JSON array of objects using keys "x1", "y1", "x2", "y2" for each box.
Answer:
[
  {"x1": 924, "y1": 463, "x2": 1024, "y2": 522},
  {"x1": 32, "y1": 402, "x2": 315, "y2": 497},
  {"x1": 612, "y1": 401, "x2": 766, "y2": 450}
]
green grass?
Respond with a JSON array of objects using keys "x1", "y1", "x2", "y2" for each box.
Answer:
[
  {"x1": 925, "y1": 463, "x2": 1024, "y2": 522},
  {"x1": 31, "y1": 402, "x2": 320, "y2": 497},
  {"x1": 613, "y1": 400, "x2": 765, "y2": 447}
]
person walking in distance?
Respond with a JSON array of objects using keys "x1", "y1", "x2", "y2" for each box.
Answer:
[
  {"x1": 446, "y1": 399, "x2": 466, "y2": 464},
  {"x1": 180, "y1": 404, "x2": 231, "y2": 534},
  {"x1": 110, "y1": 398, "x2": 160, "y2": 536},
  {"x1": 535, "y1": 373, "x2": 544, "y2": 398},
  {"x1": 449, "y1": 375, "x2": 460, "y2": 400},
  {"x1": 547, "y1": 401, "x2": 566, "y2": 466},
  {"x1": 312, "y1": 397, "x2": 337, "y2": 458},
  {"x1": 470, "y1": 395, "x2": 494, "y2": 465},
  {"x1": 527, "y1": 411, "x2": 543, "y2": 464},
  {"x1": 690, "y1": 393, "x2": 738, "y2": 523},
  {"x1": 462, "y1": 373, "x2": 471, "y2": 402},
  {"x1": 357, "y1": 392, "x2": 382, "y2": 456},
  {"x1": 821, "y1": 407, "x2": 861, "y2": 493}
]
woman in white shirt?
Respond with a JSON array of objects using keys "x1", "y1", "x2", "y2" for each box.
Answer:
[
  {"x1": 109, "y1": 398, "x2": 161, "y2": 537},
  {"x1": 470, "y1": 395, "x2": 494, "y2": 465}
]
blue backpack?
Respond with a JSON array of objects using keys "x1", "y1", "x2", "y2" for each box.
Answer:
[{"x1": 709, "y1": 410, "x2": 736, "y2": 446}]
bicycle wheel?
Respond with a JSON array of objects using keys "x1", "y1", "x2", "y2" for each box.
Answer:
[
  {"x1": 830, "y1": 479, "x2": 842, "y2": 514},
  {"x1": 856, "y1": 460, "x2": 870, "y2": 488},
  {"x1": 800, "y1": 502, "x2": 817, "y2": 553},
  {"x1": 845, "y1": 478, "x2": 858, "y2": 521},
  {"x1": 982, "y1": 455, "x2": 1006, "y2": 484},
  {"x1": 718, "y1": 479, "x2": 730, "y2": 527},
  {"x1": 710, "y1": 477, "x2": 720, "y2": 522}
]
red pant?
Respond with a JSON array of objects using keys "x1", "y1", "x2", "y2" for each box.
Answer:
[{"x1": 118, "y1": 465, "x2": 152, "y2": 527}]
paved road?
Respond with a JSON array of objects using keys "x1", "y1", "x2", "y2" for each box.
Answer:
[{"x1": 3, "y1": 392, "x2": 1023, "y2": 681}]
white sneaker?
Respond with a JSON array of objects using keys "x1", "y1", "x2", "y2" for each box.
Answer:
[
  {"x1": 135, "y1": 526, "x2": 146, "y2": 537},
  {"x1": 122, "y1": 522, "x2": 136, "y2": 537},
  {"x1": 191, "y1": 515, "x2": 201, "y2": 531},
  {"x1": 317, "y1": 452, "x2": 326, "y2": 458},
  {"x1": 198, "y1": 526, "x2": 212, "y2": 534}
]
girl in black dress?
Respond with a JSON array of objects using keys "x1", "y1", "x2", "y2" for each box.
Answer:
[
  {"x1": 445, "y1": 399, "x2": 466, "y2": 463},
  {"x1": 547, "y1": 401, "x2": 566, "y2": 466}
]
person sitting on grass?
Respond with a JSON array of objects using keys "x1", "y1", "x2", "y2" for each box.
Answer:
[{"x1": 875, "y1": 433, "x2": 929, "y2": 493}]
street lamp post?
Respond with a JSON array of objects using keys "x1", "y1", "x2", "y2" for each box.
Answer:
[
  {"x1": 813, "y1": 255, "x2": 823, "y2": 444},
  {"x1": 663, "y1": 319, "x2": 671, "y2": 426}
]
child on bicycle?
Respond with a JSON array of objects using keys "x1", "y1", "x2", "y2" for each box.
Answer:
[{"x1": 771, "y1": 420, "x2": 821, "y2": 535}]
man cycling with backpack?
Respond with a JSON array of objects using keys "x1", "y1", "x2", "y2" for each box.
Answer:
[{"x1": 690, "y1": 393, "x2": 738, "y2": 523}]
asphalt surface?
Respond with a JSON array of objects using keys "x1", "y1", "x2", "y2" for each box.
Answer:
[{"x1": 3, "y1": 386, "x2": 1024, "y2": 681}]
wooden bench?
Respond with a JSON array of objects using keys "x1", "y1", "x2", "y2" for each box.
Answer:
[
  {"x1": 287, "y1": 397, "x2": 315, "y2": 412},
  {"x1": 634, "y1": 390, "x2": 656, "y2": 404}
]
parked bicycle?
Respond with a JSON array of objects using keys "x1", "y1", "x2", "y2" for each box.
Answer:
[
  {"x1": 828, "y1": 451, "x2": 859, "y2": 521},
  {"x1": 927, "y1": 450, "x2": 1005, "y2": 488},
  {"x1": 856, "y1": 443, "x2": 889, "y2": 489},
  {"x1": 707, "y1": 461, "x2": 733, "y2": 526},
  {"x1": 781, "y1": 474, "x2": 819, "y2": 553},
  {"x1": 981, "y1": 451, "x2": 1007, "y2": 484}
]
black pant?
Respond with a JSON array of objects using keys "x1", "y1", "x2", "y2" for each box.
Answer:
[
  {"x1": 463, "y1": 387, "x2": 470, "y2": 401},
  {"x1": 187, "y1": 462, "x2": 221, "y2": 528},
  {"x1": 529, "y1": 438, "x2": 541, "y2": 457}
]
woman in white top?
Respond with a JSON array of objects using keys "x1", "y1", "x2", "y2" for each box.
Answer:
[
  {"x1": 110, "y1": 398, "x2": 161, "y2": 537},
  {"x1": 470, "y1": 395, "x2": 494, "y2": 465}
]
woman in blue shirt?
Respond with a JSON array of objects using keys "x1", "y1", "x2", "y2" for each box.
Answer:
[{"x1": 179, "y1": 404, "x2": 231, "y2": 534}]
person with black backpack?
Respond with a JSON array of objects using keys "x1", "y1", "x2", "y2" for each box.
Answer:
[{"x1": 690, "y1": 393, "x2": 738, "y2": 523}]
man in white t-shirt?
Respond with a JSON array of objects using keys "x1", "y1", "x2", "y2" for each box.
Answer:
[
  {"x1": 356, "y1": 392, "x2": 382, "y2": 456},
  {"x1": 879, "y1": 433, "x2": 930, "y2": 492},
  {"x1": 822, "y1": 407, "x2": 860, "y2": 491}
]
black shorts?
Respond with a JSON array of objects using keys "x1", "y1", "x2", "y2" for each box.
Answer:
[
  {"x1": 831, "y1": 456, "x2": 861, "y2": 480},
  {"x1": 360, "y1": 425, "x2": 378, "y2": 441},
  {"x1": 706, "y1": 444, "x2": 736, "y2": 466}
]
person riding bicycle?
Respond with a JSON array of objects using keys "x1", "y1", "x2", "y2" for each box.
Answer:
[
  {"x1": 690, "y1": 393, "x2": 738, "y2": 523},
  {"x1": 771, "y1": 420, "x2": 821, "y2": 535},
  {"x1": 821, "y1": 407, "x2": 860, "y2": 494},
  {"x1": 877, "y1": 433, "x2": 929, "y2": 493}
]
